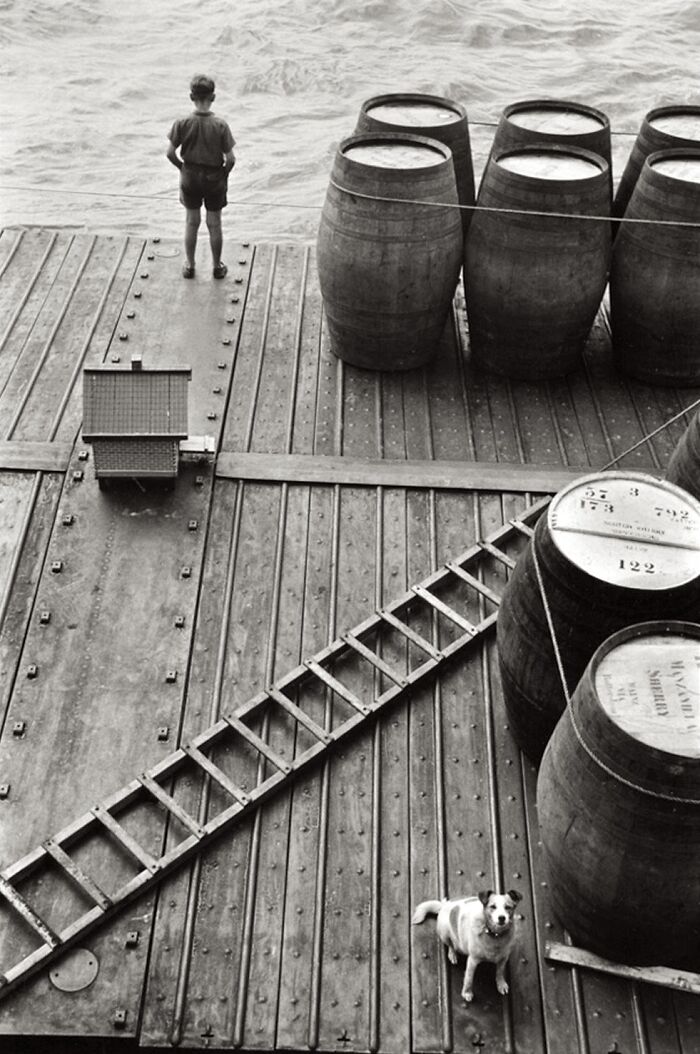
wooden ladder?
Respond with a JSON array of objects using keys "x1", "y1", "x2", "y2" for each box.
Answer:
[{"x1": 0, "y1": 496, "x2": 547, "y2": 1000}]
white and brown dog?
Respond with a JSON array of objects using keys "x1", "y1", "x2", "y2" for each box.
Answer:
[{"x1": 412, "y1": 890, "x2": 522, "y2": 1002}]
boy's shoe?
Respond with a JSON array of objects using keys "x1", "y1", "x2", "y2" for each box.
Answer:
[
  {"x1": 182, "y1": 264, "x2": 195, "y2": 279},
  {"x1": 212, "y1": 262, "x2": 228, "y2": 279}
]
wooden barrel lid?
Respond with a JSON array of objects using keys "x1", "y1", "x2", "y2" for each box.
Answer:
[
  {"x1": 508, "y1": 108, "x2": 605, "y2": 134},
  {"x1": 366, "y1": 101, "x2": 461, "y2": 126},
  {"x1": 497, "y1": 151, "x2": 602, "y2": 180},
  {"x1": 547, "y1": 474, "x2": 700, "y2": 589},
  {"x1": 649, "y1": 112, "x2": 700, "y2": 138},
  {"x1": 650, "y1": 156, "x2": 700, "y2": 182},
  {"x1": 595, "y1": 629, "x2": 700, "y2": 757},
  {"x1": 343, "y1": 140, "x2": 445, "y2": 168}
]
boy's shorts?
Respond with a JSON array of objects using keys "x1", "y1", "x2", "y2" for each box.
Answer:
[{"x1": 180, "y1": 164, "x2": 228, "y2": 211}]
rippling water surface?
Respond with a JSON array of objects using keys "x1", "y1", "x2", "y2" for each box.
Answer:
[{"x1": 1, "y1": 0, "x2": 699, "y2": 240}]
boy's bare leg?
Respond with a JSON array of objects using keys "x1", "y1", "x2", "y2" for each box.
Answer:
[
  {"x1": 184, "y1": 207, "x2": 201, "y2": 269},
  {"x1": 206, "y1": 209, "x2": 223, "y2": 268}
]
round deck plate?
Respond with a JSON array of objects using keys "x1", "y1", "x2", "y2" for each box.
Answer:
[{"x1": 49, "y1": 947, "x2": 99, "y2": 992}]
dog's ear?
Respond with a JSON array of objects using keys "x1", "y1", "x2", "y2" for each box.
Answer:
[
  {"x1": 478, "y1": 890, "x2": 493, "y2": 906},
  {"x1": 507, "y1": 889, "x2": 522, "y2": 904}
]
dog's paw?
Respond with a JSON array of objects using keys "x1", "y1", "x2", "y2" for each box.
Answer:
[
  {"x1": 496, "y1": 979, "x2": 509, "y2": 996},
  {"x1": 461, "y1": 989, "x2": 474, "y2": 1003}
]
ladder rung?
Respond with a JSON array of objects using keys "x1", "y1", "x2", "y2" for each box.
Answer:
[
  {"x1": 42, "y1": 839, "x2": 112, "y2": 911},
  {"x1": 446, "y1": 562, "x2": 502, "y2": 607},
  {"x1": 378, "y1": 608, "x2": 442, "y2": 661},
  {"x1": 225, "y1": 716, "x2": 292, "y2": 774},
  {"x1": 0, "y1": 875, "x2": 60, "y2": 949},
  {"x1": 138, "y1": 773, "x2": 204, "y2": 839},
  {"x1": 510, "y1": 518, "x2": 535, "y2": 538},
  {"x1": 477, "y1": 540, "x2": 517, "y2": 569},
  {"x1": 412, "y1": 584, "x2": 477, "y2": 634},
  {"x1": 342, "y1": 632, "x2": 408, "y2": 687},
  {"x1": 304, "y1": 660, "x2": 371, "y2": 715},
  {"x1": 183, "y1": 744, "x2": 251, "y2": 806},
  {"x1": 91, "y1": 806, "x2": 159, "y2": 874},
  {"x1": 266, "y1": 687, "x2": 333, "y2": 745}
]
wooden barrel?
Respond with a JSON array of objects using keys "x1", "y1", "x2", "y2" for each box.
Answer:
[
  {"x1": 316, "y1": 132, "x2": 463, "y2": 371},
  {"x1": 464, "y1": 146, "x2": 611, "y2": 379},
  {"x1": 486, "y1": 98, "x2": 612, "y2": 200},
  {"x1": 613, "y1": 104, "x2": 700, "y2": 218},
  {"x1": 666, "y1": 408, "x2": 700, "y2": 500},
  {"x1": 356, "y1": 93, "x2": 475, "y2": 233},
  {"x1": 537, "y1": 620, "x2": 700, "y2": 966},
  {"x1": 497, "y1": 471, "x2": 700, "y2": 762},
  {"x1": 610, "y1": 148, "x2": 700, "y2": 386}
]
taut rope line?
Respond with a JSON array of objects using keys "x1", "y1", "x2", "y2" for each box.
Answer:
[
  {"x1": 6, "y1": 179, "x2": 700, "y2": 229},
  {"x1": 531, "y1": 541, "x2": 700, "y2": 806}
]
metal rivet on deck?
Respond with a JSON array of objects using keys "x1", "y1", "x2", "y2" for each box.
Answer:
[
  {"x1": 188, "y1": 519, "x2": 198, "y2": 532},
  {"x1": 51, "y1": 561, "x2": 63, "y2": 573},
  {"x1": 111, "y1": 355, "x2": 121, "y2": 363},
  {"x1": 62, "y1": 514, "x2": 75, "y2": 526},
  {"x1": 221, "y1": 338, "x2": 231, "y2": 346},
  {"x1": 180, "y1": 566, "x2": 192, "y2": 578},
  {"x1": 27, "y1": 664, "x2": 38, "y2": 679},
  {"x1": 72, "y1": 470, "x2": 84, "y2": 482},
  {"x1": 230, "y1": 296, "x2": 239, "y2": 303},
  {"x1": 125, "y1": 931, "x2": 140, "y2": 947},
  {"x1": 212, "y1": 386, "x2": 222, "y2": 395},
  {"x1": 194, "y1": 476, "x2": 204, "y2": 487},
  {"x1": 126, "y1": 311, "x2": 135, "y2": 319},
  {"x1": 118, "y1": 332, "x2": 128, "y2": 341},
  {"x1": 238, "y1": 259, "x2": 247, "y2": 266},
  {"x1": 78, "y1": 450, "x2": 89, "y2": 461},
  {"x1": 0, "y1": 785, "x2": 9, "y2": 799},
  {"x1": 113, "y1": 1009, "x2": 127, "y2": 1029},
  {"x1": 39, "y1": 610, "x2": 51, "y2": 625},
  {"x1": 140, "y1": 272, "x2": 149, "y2": 279},
  {"x1": 235, "y1": 277, "x2": 243, "y2": 284},
  {"x1": 165, "y1": 670, "x2": 178, "y2": 683},
  {"x1": 174, "y1": 615, "x2": 185, "y2": 628},
  {"x1": 12, "y1": 721, "x2": 26, "y2": 737},
  {"x1": 134, "y1": 291, "x2": 142, "y2": 298},
  {"x1": 217, "y1": 361, "x2": 228, "y2": 369},
  {"x1": 147, "y1": 254, "x2": 155, "y2": 261},
  {"x1": 157, "y1": 727, "x2": 170, "y2": 741},
  {"x1": 226, "y1": 316, "x2": 235, "y2": 324},
  {"x1": 207, "y1": 412, "x2": 217, "y2": 421},
  {"x1": 152, "y1": 237, "x2": 160, "y2": 243}
]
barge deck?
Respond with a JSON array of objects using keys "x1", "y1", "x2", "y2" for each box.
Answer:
[{"x1": 0, "y1": 224, "x2": 698, "y2": 1054}]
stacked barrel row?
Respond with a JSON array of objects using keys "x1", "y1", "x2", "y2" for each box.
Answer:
[
  {"x1": 498, "y1": 468, "x2": 700, "y2": 968},
  {"x1": 317, "y1": 94, "x2": 700, "y2": 387},
  {"x1": 316, "y1": 99, "x2": 700, "y2": 968}
]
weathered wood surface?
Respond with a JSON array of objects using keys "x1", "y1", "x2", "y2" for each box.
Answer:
[
  {"x1": 0, "y1": 225, "x2": 698, "y2": 1054},
  {"x1": 216, "y1": 451, "x2": 594, "y2": 491}
]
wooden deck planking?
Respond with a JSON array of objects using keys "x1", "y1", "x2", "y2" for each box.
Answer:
[
  {"x1": 0, "y1": 229, "x2": 698, "y2": 1052},
  {"x1": 0, "y1": 235, "x2": 253, "y2": 1038},
  {"x1": 0, "y1": 471, "x2": 64, "y2": 732}
]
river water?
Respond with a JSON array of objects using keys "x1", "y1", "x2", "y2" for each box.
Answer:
[{"x1": 1, "y1": 0, "x2": 699, "y2": 241}]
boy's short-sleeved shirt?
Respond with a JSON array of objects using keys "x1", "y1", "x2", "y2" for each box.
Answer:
[{"x1": 168, "y1": 111, "x2": 235, "y2": 167}]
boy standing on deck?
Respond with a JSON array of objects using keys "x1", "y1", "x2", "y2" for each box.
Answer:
[{"x1": 166, "y1": 74, "x2": 236, "y2": 279}]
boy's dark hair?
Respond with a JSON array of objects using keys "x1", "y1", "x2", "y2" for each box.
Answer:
[{"x1": 190, "y1": 74, "x2": 215, "y2": 100}]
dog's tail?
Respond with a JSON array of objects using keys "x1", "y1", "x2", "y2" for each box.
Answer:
[{"x1": 412, "y1": 899, "x2": 445, "y2": 925}]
